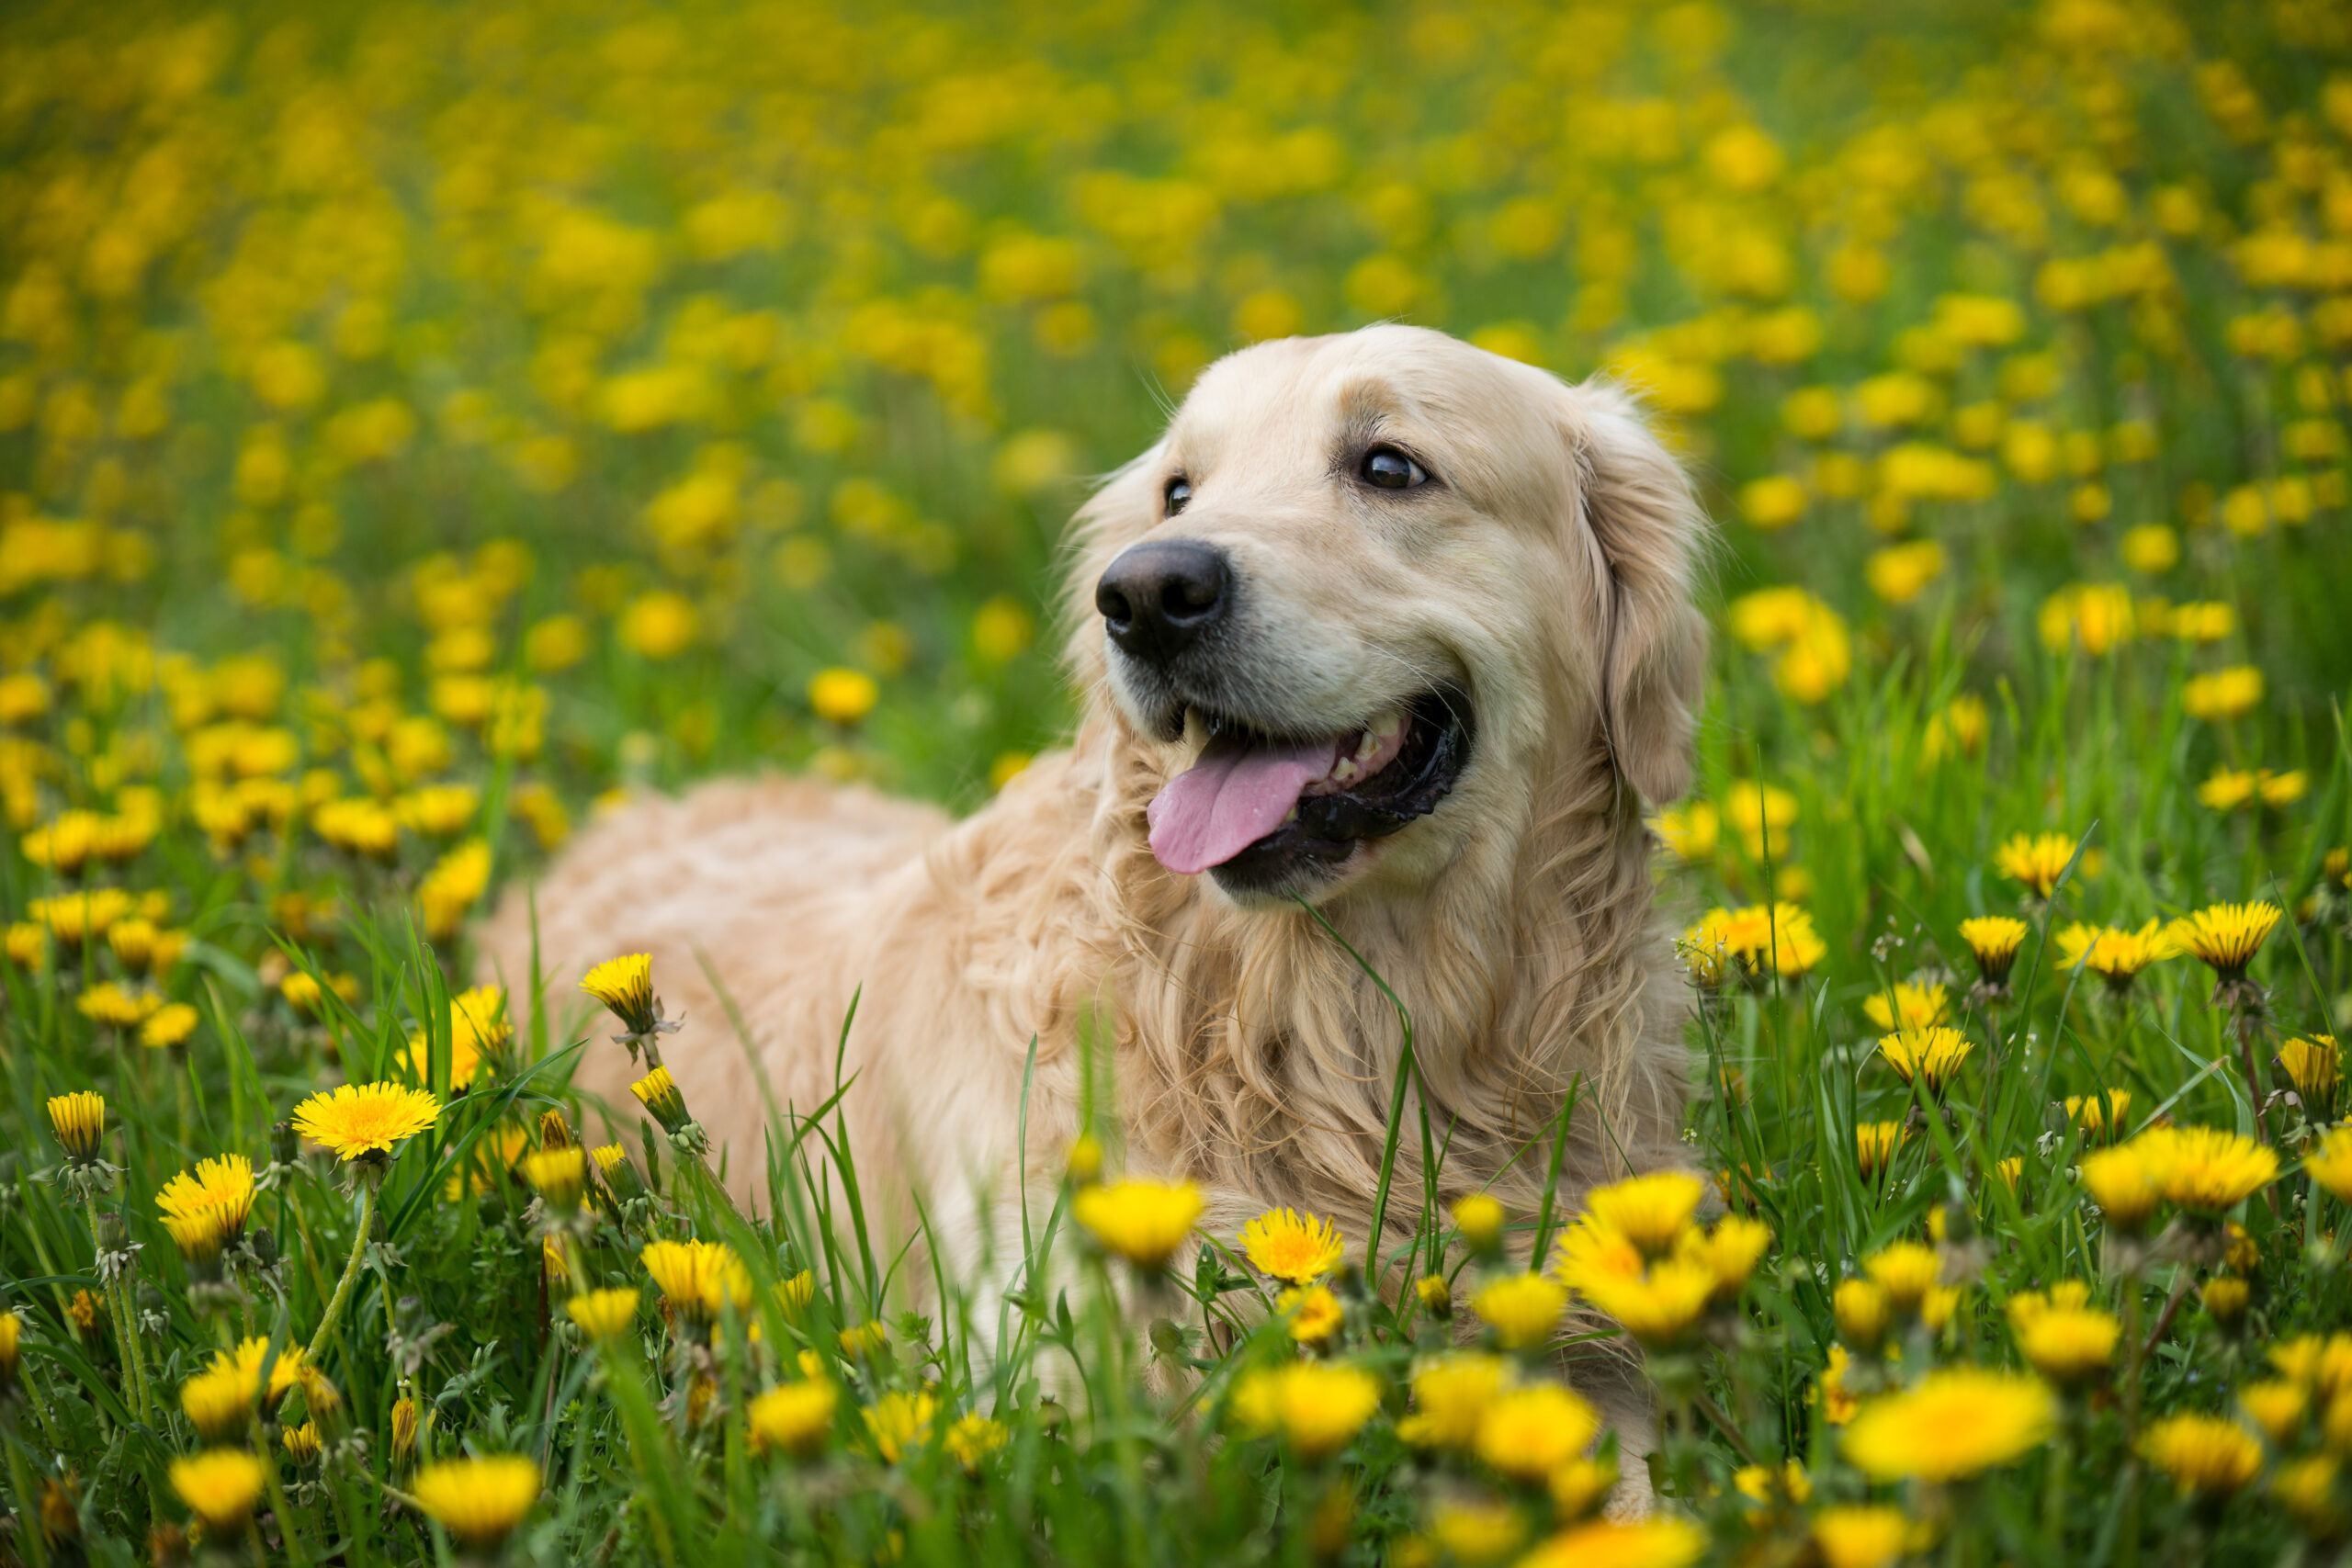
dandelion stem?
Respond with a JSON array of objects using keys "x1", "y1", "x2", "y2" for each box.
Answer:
[
  {"x1": 306, "y1": 1179, "x2": 379, "y2": 1365},
  {"x1": 83, "y1": 1192, "x2": 153, "y2": 1425}
]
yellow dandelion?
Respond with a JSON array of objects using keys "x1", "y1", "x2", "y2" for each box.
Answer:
[
  {"x1": 1229, "y1": 1361, "x2": 1382, "y2": 1460},
  {"x1": 564, "y1": 1288, "x2": 639, "y2": 1342},
  {"x1": 1855, "y1": 1121, "x2": 1908, "y2": 1183},
  {"x1": 580, "y1": 953, "x2": 657, "y2": 1034},
  {"x1": 944, "y1": 1412, "x2": 1011, "y2": 1472},
  {"x1": 862, "y1": 1389, "x2": 939, "y2": 1463},
  {"x1": 180, "y1": 1364, "x2": 259, "y2": 1442},
  {"x1": 808, "y1": 667, "x2": 880, "y2": 726},
  {"x1": 2239, "y1": 1380, "x2": 2308, "y2": 1445},
  {"x1": 1861, "y1": 1241, "x2": 1943, "y2": 1313},
  {"x1": 1451, "y1": 1192, "x2": 1506, "y2": 1252},
  {"x1": 2055, "y1": 920, "x2": 2176, "y2": 990},
  {"x1": 1396, "y1": 1352, "x2": 1510, "y2": 1449},
  {"x1": 2183, "y1": 665, "x2": 2263, "y2": 722},
  {"x1": 1676, "y1": 1215, "x2": 1773, "y2": 1303},
  {"x1": 1876, "y1": 1027, "x2": 1973, "y2": 1095},
  {"x1": 141, "y1": 1002, "x2": 200, "y2": 1049},
  {"x1": 1580, "y1": 1258, "x2": 1718, "y2": 1350},
  {"x1": 2141, "y1": 1413, "x2": 2262, "y2": 1499},
  {"x1": 283, "y1": 1421, "x2": 322, "y2": 1466},
  {"x1": 157, "y1": 1155, "x2": 256, "y2": 1242},
  {"x1": 2305, "y1": 1126, "x2": 2352, "y2": 1204},
  {"x1": 169, "y1": 1449, "x2": 268, "y2": 1537},
  {"x1": 2202, "y1": 1275, "x2": 2249, "y2": 1326},
  {"x1": 78, "y1": 982, "x2": 161, "y2": 1028},
  {"x1": 1278, "y1": 1284, "x2": 1343, "y2": 1346},
  {"x1": 1810, "y1": 1506, "x2": 1912, "y2": 1568},
  {"x1": 2064, "y1": 1088, "x2": 2132, "y2": 1144},
  {"x1": 2079, "y1": 1143, "x2": 2161, "y2": 1233},
  {"x1": 1514, "y1": 1517, "x2": 1707, "y2": 1568},
  {"x1": 47, "y1": 1091, "x2": 107, "y2": 1163},
  {"x1": 1071, "y1": 1178, "x2": 1203, "y2": 1271},
  {"x1": 1584, "y1": 1170, "x2": 1705, "y2": 1258},
  {"x1": 2272, "y1": 1455, "x2": 2348, "y2": 1542},
  {"x1": 291, "y1": 1081, "x2": 443, "y2": 1162},
  {"x1": 1841, "y1": 1368, "x2": 2054, "y2": 1482},
  {"x1": 2008, "y1": 1286, "x2": 2120, "y2": 1385},
  {"x1": 1959, "y1": 915, "x2": 2030, "y2": 986},
  {"x1": 639, "y1": 1238, "x2": 752, "y2": 1323},
  {"x1": 1861, "y1": 980, "x2": 1948, "y2": 1032},
  {"x1": 1430, "y1": 1500, "x2": 1527, "y2": 1563},
  {"x1": 1833, "y1": 1280, "x2": 1891, "y2": 1352},
  {"x1": 2278, "y1": 1035, "x2": 2341, "y2": 1118},
  {"x1": 1995, "y1": 831, "x2": 2079, "y2": 899},
  {"x1": 1237, "y1": 1207, "x2": 1344, "y2": 1284},
  {"x1": 628, "y1": 1065, "x2": 689, "y2": 1133},
  {"x1": 1472, "y1": 1383, "x2": 1600, "y2": 1483},
  {"x1": 2133, "y1": 1124, "x2": 2278, "y2": 1214},
  {"x1": 521, "y1": 1145, "x2": 586, "y2": 1211},
  {"x1": 1470, "y1": 1272, "x2": 1567, "y2": 1350},
  {"x1": 2167, "y1": 901, "x2": 2281, "y2": 983},
  {"x1": 747, "y1": 1380, "x2": 838, "y2": 1459},
  {"x1": 411, "y1": 1454, "x2": 541, "y2": 1551}
]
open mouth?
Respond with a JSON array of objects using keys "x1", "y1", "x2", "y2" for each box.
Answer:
[{"x1": 1145, "y1": 684, "x2": 1474, "y2": 891}]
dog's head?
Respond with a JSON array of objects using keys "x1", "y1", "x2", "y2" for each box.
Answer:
[{"x1": 1068, "y1": 324, "x2": 1708, "y2": 907}]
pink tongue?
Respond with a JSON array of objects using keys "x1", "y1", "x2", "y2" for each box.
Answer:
[{"x1": 1148, "y1": 731, "x2": 1343, "y2": 874}]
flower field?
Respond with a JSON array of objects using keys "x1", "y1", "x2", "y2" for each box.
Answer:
[{"x1": 5, "y1": 0, "x2": 2352, "y2": 1562}]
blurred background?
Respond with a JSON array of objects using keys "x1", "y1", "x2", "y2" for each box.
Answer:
[{"x1": 2, "y1": 0, "x2": 2347, "y2": 821}]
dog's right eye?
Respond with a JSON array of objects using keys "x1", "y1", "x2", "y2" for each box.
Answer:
[
  {"x1": 1362, "y1": 446, "x2": 1428, "y2": 490},
  {"x1": 1164, "y1": 476, "x2": 1192, "y2": 516}
]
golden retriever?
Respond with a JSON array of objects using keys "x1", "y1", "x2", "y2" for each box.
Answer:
[{"x1": 481, "y1": 322, "x2": 1704, "y2": 1427}]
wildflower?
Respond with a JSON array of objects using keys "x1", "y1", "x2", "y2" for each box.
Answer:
[
  {"x1": 1430, "y1": 1501, "x2": 1526, "y2": 1563},
  {"x1": 1472, "y1": 1383, "x2": 1600, "y2": 1483},
  {"x1": 1551, "y1": 1457, "x2": 1618, "y2": 1521},
  {"x1": 291, "y1": 1082, "x2": 443, "y2": 1164},
  {"x1": 1071, "y1": 1178, "x2": 1203, "y2": 1272},
  {"x1": 168, "y1": 1450, "x2": 268, "y2": 1538},
  {"x1": 944, "y1": 1413, "x2": 1011, "y2": 1471},
  {"x1": 1678, "y1": 912, "x2": 1736, "y2": 987},
  {"x1": 565, "y1": 1288, "x2": 639, "y2": 1341},
  {"x1": 1833, "y1": 1280, "x2": 1891, "y2": 1352},
  {"x1": 2273, "y1": 1456, "x2": 2349, "y2": 1542},
  {"x1": 1995, "y1": 831, "x2": 2079, "y2": 899},
  {"x1": 2201, "y1": 1275, "x2": 2249, "y2": 1327},
  {"x1": 48, "y1": 1091, "x2": 107, "y2": 1165},
  {"x1": 521, "y1": 1146, "x2": 587, "y2": 1212},
  {"x1": 418, "y1": 839, "x2": 492, "y2": 940},
  {"x1": 808, "y1": 667, "x2": 879, "y2": 725},
  {"x1": 1515, "y1": 1517, "x2": 1707, "y2": 1568},
  {"x1": 1816, "y1": 1345, "x2": 1859, "y2": 1425},
  {"x1": 2278, "y1": 1035, "x2": 2341, "y2": 1117},
  {"x1": 2078, "y1": 1144, "x2": 2161, "y2": 1232},
  {"x1": 391, "y1": 1396, "x2": 418, "y2": 1464},
  {"x1": 1862, "y1": 1242, "x2": 1943, "y2": 1314},
  {"x1": 1855, "y1": 1122, "x2": 1907, "y2": 1183},
  {"x1": 1585, "y1": 1171, "x2": 1704, "y2": 1257},
  {"x1": 1677, "y1": 1215, "x2": 1772, "y2": 1303},
  {"x1": 1451, "y1": 1192, "x2": 1506, "y2": 1254},
  {"x1": 746, "y1": 1380, "x2": 838, "y2": 1459},
  {"x1": 157, "y1": 1155, "x2": 256, "y2": 1245},
  {"x1": 1810, "y1": 1506, "x2": 1911, "y2": 1568},
  {"x1": 639, "y1": 1239, "x2": 752, "y2": 1325},
  {"x1": 1580, "y1": 1258, "x2": 1717, "y2": 1350},
  {"x1": 1876, "y1": 1027, "x2": 1973, "y2": 1095},
  {"x1": 180, "y1": 1364, "x2": 258, "y2": 1441},
  {"x1": 2008, "y1": 1284, "x2": 2120, "y2": 1385},
  {"x1": 1841, "y1": 1368, "x2": 2054, "y2": 1481},
  {"x1": 581, "y1": 953, "x2": 659, "y2": 1036},
  {"x1": 2038, "y1": 583, "x2": 2135, "y2": 655},
  {"x1": 2306, "y1": 1127, "x2": 2352, "y2": 1204},
  {"x1": 2141, "y1": 1414, "x2": 2263, "y2": 1500},
  {"x1": 1695, "y1": 902, "x2": 1826, "y2": 978},
  {"x1": 2055, "y1": 920, "x2": 2175, "y2": 990},
  {"x1": 2133, "y1": 1124, "x2": 2278, "y2": 1215},
  {"x1": 863, "y1": 1389, "x2": 939, "y2": 1462},
  {"x1": 1415, "y1": 1274, "x2": 1451, "y2": 1316},
  {"x1": 141, "y1": 1003, "x2": 200, "y2": 1049},
  {"x1": 838, "y1": 1320, "x2": 888, "y2": 1359},
  {"x1": 78, "y1": 984, "x2": 159, "y2": 1028},
  {"x1": 1862, "y1": 980, "x2": 1948, "y2": 1032},
  {"x1": 1396, "y1": 1353, "x2": 1510, "y2": 1449},
  {"x1": 1653, "y1": 799, "x2": 1719, "y2": 862},
  {"x1": 1278, "y1": 1284, "x2": 1343, "y2": 1346},
  {"x1": 411, "y1": 1455, "x2": 541, "y2": 1552},
  {"x1": 1230, "y1": 1361, "x2": 1383, "y2": 1460},
  {"x1": 2168, "y1": 901, "x2": 2281, "y2": 986},
  {"x1": 2183, "y1": 665, "x2": 2264, "y2": 721},
  {"x1": 2240, "y1": 1381, "x2": 2308, "y2": 1444},
  {"x1": 629, "y1": 1066, "x2": 693, "y2": 1135},
  {"x1": 1237, "y1": 1207, "x2": 1344, "y2": 1284},
  {"x1": 1470, "y1": 1272, "x2": 1566, "y2": 1350},
  {"x1": 0, "y1": 1311, "x2": 17, "y2": 1394},
  {"x1": 2064, "y1": 1089, "x2": 2132, "y2": 1143},
  {"x1": 284, "y1": 1421, "x2": 322, "y2": 1465}
]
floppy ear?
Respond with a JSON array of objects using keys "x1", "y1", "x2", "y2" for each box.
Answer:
[{"x1": 1561, "y1": 380, "x2": 1711, "y2": 804}]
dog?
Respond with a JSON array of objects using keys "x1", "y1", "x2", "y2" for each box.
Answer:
[{"x1": 481, "y1": 322, "x2": 1705, "y2": 1436}]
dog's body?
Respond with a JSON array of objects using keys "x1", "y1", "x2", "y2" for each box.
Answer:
[{"x1": 481, "y1": 326, "x2": 1705, "y2": 1421}]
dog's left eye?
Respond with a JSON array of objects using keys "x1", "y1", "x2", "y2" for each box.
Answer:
[{"x1": 1362, "y1": 446, "x2": 1428, "y2": 490}]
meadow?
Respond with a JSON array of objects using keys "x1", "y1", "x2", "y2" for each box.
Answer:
[{"x1": 3, "y1": 0, "x2": 2352, "y2": 1562}]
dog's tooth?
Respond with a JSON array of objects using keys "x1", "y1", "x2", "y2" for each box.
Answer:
[
  {"x1": 1283, "y1": 804, "x2": 1299, "y2": 823},
  {"x1": 1331, "y1": 758, "x2": 1359, "y2": 784},
  {"x1": 1354, "y1": 730, "x2": 1379, "y2": 761},
  {"x1": 1374, "y1": 709, "x2": 1404, "y2": 740}
]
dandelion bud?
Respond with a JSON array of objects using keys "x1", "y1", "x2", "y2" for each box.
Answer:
[
  {"x1": 629, "y1": 1066, "x2": 691, "y2": 1135},
  {"x1": 40, "y1": 1475, "x2": 80, "y2": 1549},
  {"x1": 47, "y1": 1091, "x2": 107, "y2": 1167},
  {"x1": 270, "y1": 1118, "x2": 300, "y2": 1167},
  {"x1": 1415, "y1": 1274, "x2": 1453, "y2": 1318},
  {"x1": 521, "y1": 1146, "x2": 587, "y2": 1213},
  {"x1": 283, "y1": 1421, "x2": 323, "y2": 1467},
  {"x1": 581, "y1": 953, "x2": 662, "y2": 1038},
  {"x1": 390, "y1": 1395, "x2": 418, "y2": 1464},
  {"x1": 1064, "y1": 1132, "x2": 1102, "y2": 1186},
  {"x1": 1451, "y1": 1193, "x2": 1505, "y2": 1257},
  {"x1": 164, "y1": 1208, "x2": 229, "y2": 1281},
  {"x1": 2202, "y1": 1275, "x2": 2249, "y2": 1330},
  {"x1": 536, "y1": 1110, "x2": 574, "y2": 1149},
  {"x1": 0, "y1": 1309, "x2": 20, "y2": 1395},
  {"x1": 1834, "y1": 1278, "x2": 1892, "y2": 1353}
]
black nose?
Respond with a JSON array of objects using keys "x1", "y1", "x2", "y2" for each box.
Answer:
[{"x1": 1095, "y1": 539, "x2": 1231, "y2": 665}]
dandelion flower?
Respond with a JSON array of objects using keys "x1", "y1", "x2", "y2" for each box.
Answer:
[
  {"x1": 283, "y1": 1421, "x2": 322, "y2": 1465},
  {"x1": 1430, "y1": 1501, "x2": 1527, "y2": 1563},
  {"x1": 746, "y1": 1380, "x2": 838, "y2": 1459},
  {"x1": 2183, "y1": 665, "x2": 2263, "y2": 722},
  {"x1": 564, "y1": 1288, "x2": 639, "y2": 1341},
  {"x1": 1995, "y1": 831, "x2": 2078, "y2": 899},
  {"x1": 1958, "y1": 915, "x2": 2030, "y2": 987},
  {"x1": 1278, "y1": 1284, "x2": 1343, "y2": 1345},
  {"x1": 1580, "y1": 1258, "x2": 1717, "y2": 1350},
  {"x1": 1876, "y1": 1027, "x2": 1973, "y2": 1094},
  {"x1": 2141, "y1": 1414, "x2": 2262, "y2": 1499},
  {"x1": 180, "y1": 1364, "x2": 259, "y2": 1442},
  {"x1": 521, "y1": 1146, "x2": 587, "y2": 1211},
  {"x1": 2078, "y1": 1144, "x2": 2161, "y2": 1232},
  {"x1": 2008, "y1": 1285, "x2": 2120, "y2": 1385},
  {"x1": 1841, "y1": 1368, "x2": 2053, "y2": 1482},
  {"x1": 1555, "y1": 1216, "x2": 1645, "y2": 1293},
  {"x1": 2064, "y1": 1089, "x2": 2132, "y2": 1144},
  {"x1": 945, "y1": 1412, "x2": 1011, "y2": 1471},
  {"x1": 580, "y1": 953, "x2": 657, "y2": 1034},
  {"x1": 1833, "y1": 1280, "x2": 1891, "y2": 1351},
  {"x1": 862, "y1": 1389, "x2": 939, "y2": 1462},
  {"x1": 2133, "y1": 1124, "x2": 2278, "y2": 1214},
  {"x1": 2305, "y1": 1127, "x2": 2352, "y2": 1204},
  {"x1": 1237, "y1": 1207, "x2": 1344, "y2": 1283},
  {"x1": 629, "y1": 1066, "x2": 690, "y2": 1133},
  {"x1": 1470, "y1": 1272, "x2": 1567, "y2": 1350},
  {"x1": 78, "y1": 982, "x2": 160, "y2": 1028},
  {"x1": 1229, "y1": 1361, "x2": 1382, "y2": 1460},
  {"x1": 1677, "y1": 1215, "x2": 1773, "y2": 1303},
  {"x1": 2239, "y1": 1381, "x2": 2308, "y2": 1445},
  {"x1": 1696, "y1": 902, "x2": 1826, "y2": 978},
  {"x1": 2201, "y1": 1275, "x2": 2249, "y2": 1326},
  {"x1": 2272, "y1": 1455, "x2": 2348, "y2": 1542},
  {"x1": 2055, "y1": 920, "x2": 2175, "y2": 990},
  {"x1": 2168, "y1": 901, "x2": 2280, "y2": 984},
  {"x1": 1861, "y1": 980, "x2": 1948, "y2": 1032},
  {"x1": 1585, "y1": 1171, "x2": 1705, "y2": 1257},
  {"x1": 47, "y1": 1091, "x2": 107, "y2": 1164},
  {"x1": 1472, "y1": 1383, "x2": 1600, "y2": 1483},
  {"x1": 2278, "y1": 1035, "x2": 2341, "y2": 1118},
  {"x1": 640, "y1": 1239, "x2": 752, "y2": 1323},
  {"x1": 1854, "y1": 1122, "x2": 1907, "y2": 1183},
  {"x1": 1861, "y1": 1242, "x2": 1943, "y2": 1313},
  {"x1": 411, "y1": 1454, "x2": 541, "y2": 1551},
  {"x1": 141, "y1": 1002, "x2": 200, "y2": 1049},
  {"x1": 169, "y1": 1449, "x2": 268, "y2": 1537},
  {"x1": 1515, "y1": 1517, "x2": 1707, "y2": 1568},
  {"x1": 1451, "y1": 1192, "x2": 1506, "y2": 1252},
  {"x1": 1809, "y1": 1507, "x2": 1910, "y2": 1568},
  {"x1": 1396, "y1": 1353, "x2": 1510, "y2": 1449},
  {"x1": 157, "y1": 1155, "x2": 256, "y2": 1243},
  {"x1": 291, "y1": 1081, "x2": 442, "y2": 1163},
  {"x1": 1071, "y1": 1178, "x2": 1203, "y2": 1271}
]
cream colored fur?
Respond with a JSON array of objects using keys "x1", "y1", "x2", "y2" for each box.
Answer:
[{"x1": 480, "y1": 324, "x2": 1707, "y2": 1451}]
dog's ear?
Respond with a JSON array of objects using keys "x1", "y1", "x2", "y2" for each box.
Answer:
[{"x1": 1560, "y1": 380, "x2": 1710, "y2": 804}]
